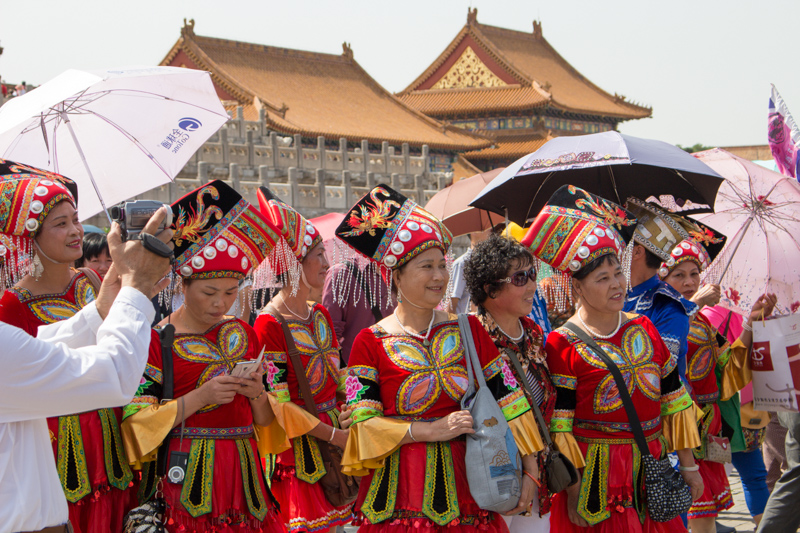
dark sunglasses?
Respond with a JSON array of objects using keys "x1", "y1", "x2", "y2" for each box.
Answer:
[{"x1": 496, "y1": 267, "x2": 537, "y2": 287}]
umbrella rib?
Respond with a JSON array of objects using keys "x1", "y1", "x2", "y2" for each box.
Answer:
[
  {"x1": 79, "y1": 109, "x2": 172, "y2": 178},
  {"x1": 79, "y1": 88, "x2": 230, "y2": 117},
  {"x1": 668, "y1": 168, "x2": 716, "y2": 207},
  {"x1": 608, "y1": 166, "x2": 623, "y2": 205},
  {"x1": 523, "y1": 171, "x2": 554, "y2": 223}
]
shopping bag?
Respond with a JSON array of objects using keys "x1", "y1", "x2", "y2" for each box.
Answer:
[{"x1": 751, "y1": 314, "x2": 800, "y2": 412}]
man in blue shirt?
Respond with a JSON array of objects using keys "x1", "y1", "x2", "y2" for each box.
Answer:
[{"x1": 624, "y1": 198, "x2": 698, "y2": 379}]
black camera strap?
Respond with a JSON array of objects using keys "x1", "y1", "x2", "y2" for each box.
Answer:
[
  {"x1": 130, "y1": 232, "x2": 174, "y2": 260},
  {"x1": 156, "y1": 323, "x2": 175, "y2": 477}
]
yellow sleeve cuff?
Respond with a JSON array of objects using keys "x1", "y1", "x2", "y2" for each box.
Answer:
[
  {"x1": 342, "y1": 417, "x2": 410, "y2": 476},
  {"x1": 552, "y1": 432, "x2": 585, "y2": 469},
  {"x1": 662, "y1": 402, "x2": 703, "y2": 452},
  {"x1": 720, "y1": 339, "x2": 752, "y2": 401},
  {"x1": 508, "y1": 411, "x2": 545, "y2": 456},
  {"x1": 740, "y1": 401, "x2": 770, "y2": 429},
  {"x1": 121, "y1": 400, "x2": 178, "y2": 470},
  {"x1": 255, "y1": 393, "x2": 320, "y2": 455}
]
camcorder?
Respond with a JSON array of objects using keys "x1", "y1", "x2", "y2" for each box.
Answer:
[{"x1": 109, "y1": 200, "x2": 174, "y2": 259}]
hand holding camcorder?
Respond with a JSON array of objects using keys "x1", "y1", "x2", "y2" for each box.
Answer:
[{"x1": 109, "y1": 200, "x2": 174, "y2": 259}]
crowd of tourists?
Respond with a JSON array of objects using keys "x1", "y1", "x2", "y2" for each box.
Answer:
[{"x1": 2, "y1": 157, "x2": 799, "y2": 533}]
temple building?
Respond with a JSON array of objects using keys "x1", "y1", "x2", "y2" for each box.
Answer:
[
  {"x1": 160, "y1": 20, "x2": 489, "y2": 175},
  {"x1": 398, "y1": 8, "x2": 652, "y2": 170}
]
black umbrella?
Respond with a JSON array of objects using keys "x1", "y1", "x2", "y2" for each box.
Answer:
[{"x1": 469, "y1": 132, "x2": 724, "y2": 224}]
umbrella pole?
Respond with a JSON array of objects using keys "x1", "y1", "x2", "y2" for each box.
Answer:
[
  {"x1": 715, "y1": 180, "x2": 782, "y2": 282},
  {"x1": 60, "y1": 111, "x2": 113, "y2": 225}
]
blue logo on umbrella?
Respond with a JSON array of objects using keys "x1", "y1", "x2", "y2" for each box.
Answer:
[{"x1": 179, "y1": 117, "x2": 202, "y2": 131}]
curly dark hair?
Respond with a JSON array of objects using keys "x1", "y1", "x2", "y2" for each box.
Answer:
[{"x1": 463, "y1": 233, "x2": 534, "y2": 311}]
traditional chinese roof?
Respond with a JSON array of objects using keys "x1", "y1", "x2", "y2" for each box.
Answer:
[
  {"x1": 451, "y1": 154, "x2": 482, "y2": 181},
  {"x1": 462, "y1": 133, "x2": 552, "y2": 162},
  {"x1": 161, "y1": 21, "x2": 490, "y2": 152},
  {"x1": 398, "y1": 9, "x2": 651, "y2": 121}
]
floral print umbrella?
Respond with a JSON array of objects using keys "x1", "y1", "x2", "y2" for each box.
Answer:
[{"x1": 693, "y1": 148, "x2": 800, "y2": 316}]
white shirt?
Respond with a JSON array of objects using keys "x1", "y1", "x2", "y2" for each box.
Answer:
[{"x1": 0, "y1": 287, "x2": 155, "y2": 533}]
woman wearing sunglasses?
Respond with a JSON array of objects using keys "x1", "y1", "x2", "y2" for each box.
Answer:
[{"x1": 463, "y1": 234, "x2": 556, "y2": 533}]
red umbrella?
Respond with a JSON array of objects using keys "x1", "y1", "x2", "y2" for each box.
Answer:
[{"x1": 425, "y1": 168, "x2": 505, "y2": 236}]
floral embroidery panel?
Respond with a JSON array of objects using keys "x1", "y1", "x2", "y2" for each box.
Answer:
[{"x1": 382, "y1": 324, "x2": 469, "y2": 415}]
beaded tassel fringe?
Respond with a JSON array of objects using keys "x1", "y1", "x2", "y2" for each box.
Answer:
[{"x1": 330, "y1": 239, "x2": 394, "y2": 312}]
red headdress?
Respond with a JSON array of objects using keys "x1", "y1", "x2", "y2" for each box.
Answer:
[
  {"x1": 521, "y1": 185, "x2": 636, "y2": 311},
  {"x1": 0, "y1": 159, "x2": 78, "y2": 286},
  {"x1": 171, "y1": 180, "x2": 279, "y2": 281},
  {"x1": 657, "y1": 220, "x2": 726, "y2": 279},
  {"x1": 332, "y1": 184, "x2": 453, "y2": 309},
  {"x1": 255, "y1": 187, "x2": 322, "y2": 292}
]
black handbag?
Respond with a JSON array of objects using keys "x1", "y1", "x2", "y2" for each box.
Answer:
[
  {"x1": 563, "y1": 322, "x2": 692, "y2": 523},
  {"x1": 503, "y1": 346, "x2": 579, "y2": 494},
  {"x1": 123, "y1": 324, "x2": 175, "y2": 533}
]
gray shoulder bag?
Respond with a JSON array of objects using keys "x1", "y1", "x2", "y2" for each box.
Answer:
[
  {"x1": 458, "y1": 313, "x2": 522, "y2": 514},
  {"x1": 503, "y1": 347, "x2": 579, "y2": 494}
]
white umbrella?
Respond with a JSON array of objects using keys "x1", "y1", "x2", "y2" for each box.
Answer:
[{"x1": 0, "y1": 66, "x2": 229, "y2": 220}]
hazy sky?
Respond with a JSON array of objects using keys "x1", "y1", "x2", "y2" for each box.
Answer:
[{"x1": 1, "y1": 0, "x2": 797, "y2": 149}]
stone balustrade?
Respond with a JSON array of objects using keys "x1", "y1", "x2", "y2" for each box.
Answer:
[{"x1": 84, "y1": 106, "x2": 452, "y2": 226}]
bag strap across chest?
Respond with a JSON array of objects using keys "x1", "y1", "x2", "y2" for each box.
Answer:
[
  {"x1": 563, "y1": 322, "x2": 653, "y2": 458},
  {"x1": 265, "y1": 304, "x2": 337, "y2": 465},
  {"x1": 265, "y1": 304, "x2": 321, "y2": 418}
]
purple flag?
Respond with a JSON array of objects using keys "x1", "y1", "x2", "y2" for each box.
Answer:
[{"x1": 768, "y1": 84, "x2": 800, "y2": 180}]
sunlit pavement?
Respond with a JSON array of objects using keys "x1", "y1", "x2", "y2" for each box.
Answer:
[{"x1": 337, "y1": 467, "x2": 788, "y2": 533}]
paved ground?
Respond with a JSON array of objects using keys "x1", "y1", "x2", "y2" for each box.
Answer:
[
  {"x1": 717, "y1": 468, "x2": 758, "y2": 533},
  {"x1": 339, "y1": 468, "x2": 778, "y2": 532}
]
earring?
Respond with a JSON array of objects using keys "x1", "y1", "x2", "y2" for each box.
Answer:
[
  {"x1": 31, "y1": 253, "x2": 44, "y2": 281},
  {"x1": 397, "y1": 290, "x2": 403, "y2": 304}
]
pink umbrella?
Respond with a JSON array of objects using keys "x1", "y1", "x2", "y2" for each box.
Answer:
[
  {"x1": 692, "y1": 148, "x2": 800, "y2": 316},
  {"x1": 425, "y1": 168, "x2": 505, "y2": 237}
]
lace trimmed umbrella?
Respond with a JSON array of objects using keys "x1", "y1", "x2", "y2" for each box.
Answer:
[{"x1": 693, "y1": 148, "x2": 800, "y2": 316}]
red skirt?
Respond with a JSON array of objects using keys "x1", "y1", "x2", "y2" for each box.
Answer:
[
  {"x1": 162, "y1": 437, "x2": 285, "y2": 533},
  {"x1": 549, "y1": 438, "x2": 686, "y2": 533},
  {"x1": 352, "y1": 440, "x2": 509, "y2": 533},
  {"x1": 688, "y1": 405, "x2": 733, "y2": 520},
  {"x1": 47, "y1": 408, "x2": 134, "y2": 533},
  {"x1": 271, "y1": 411, "x2": 353, "y2": 532}
]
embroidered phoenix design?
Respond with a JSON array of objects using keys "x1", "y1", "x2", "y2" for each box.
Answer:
[
  {"x1": 173, "y1": 186, "x2": 224, "y2": 247},
  {"x1": 689, "y1": 227, "x2": 723, "y2": 246},
  {"x1": 569, "y1": 185, "x2": 635, "y2": 230},
  {"x1": 341, "y1": 187, "x2": 400, "y2": 237}
]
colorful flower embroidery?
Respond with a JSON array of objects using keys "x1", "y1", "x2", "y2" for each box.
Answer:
[
  {"x1": 345, "y1": 375, "x2": 367, "y2": 402},
  {"x1": 266, "y1": 360, "x2": 283, "y2": 387},
  {"x1": 501, "y1": 362, "x2": 519, "y2": 389}
]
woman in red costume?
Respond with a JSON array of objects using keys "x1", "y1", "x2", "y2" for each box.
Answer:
[
  {"x1": 658, "y1": 222, "x2": 777, "y2": 533},
  {"x1": 522, "y1": 185, "x2": 704, "y2": 533},
  {"x1": 335, "y1": 185, "x2": 544, "y2": 532},
  {"x1": 0, "y1": 161, "x2": 133, "y2": 533},
  {"x1": 121, "y1": 181, "x2": 286, "y2": 532},
  {"x1": 252, "y1": 187, "x2": 354, "y2": 533}
]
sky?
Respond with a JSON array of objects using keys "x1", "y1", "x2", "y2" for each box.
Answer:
[{"x1": 1, "y1": 0, "x2": 798, "y2": 149}]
